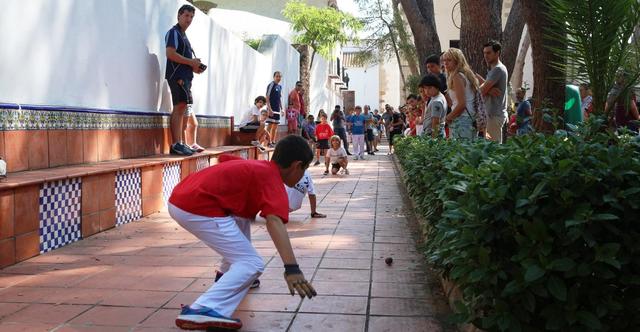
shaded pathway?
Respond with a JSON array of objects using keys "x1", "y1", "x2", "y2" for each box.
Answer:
[{"x1": 0, "y1": 145, "x2": 453, "y2": 331}]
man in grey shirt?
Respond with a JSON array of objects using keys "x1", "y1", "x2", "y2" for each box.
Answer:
[{"x1": 477, "y1": 40, "x2": 508, "y2": 143}]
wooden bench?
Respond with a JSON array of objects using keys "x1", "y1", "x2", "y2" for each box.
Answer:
[{"x1": 0, "y1": 145, "x2": 268, "y2": 268}]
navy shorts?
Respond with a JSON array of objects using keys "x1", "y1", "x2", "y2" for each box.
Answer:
[{"x1": 168, "y1": 79, "x2": 193, "y2": 106}]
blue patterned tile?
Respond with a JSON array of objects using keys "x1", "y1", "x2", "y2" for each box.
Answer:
[
  {"x1": 39, "y1": 178, "x2": 82, "y2": 253},
  {"x1": 162, "y1": 162, "x2": 181, "y2": 204},
  {"x1": 196, "y1": 156, "x2": 210, "y2": 172},
  {"x1": 115, "y1": 168, "x2": 142, "y2": 226}
]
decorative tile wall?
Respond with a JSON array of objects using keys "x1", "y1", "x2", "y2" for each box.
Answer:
[
  {"x1": 115, "y1": 169, "x2": 142, "y2": 226},
  {"x1": 39, "y1": 178, "x2": 82, "y2": 253},
  {"x1": 239, "y1": 149, "x2": 249, "y2": 160},
  {"x1": 0, "y1": 107, "x2": 231, "y2": 131},
  {"x1": 162, "y1": 162, "x2": 181, "y2": 204},
  {"x1": 196, "y1": 156, "x2": 210, "y2": 172}
]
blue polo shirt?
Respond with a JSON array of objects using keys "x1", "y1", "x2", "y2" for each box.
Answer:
[
  {"x1": 165, "y1": 24, "x2": 194, "y2": 81},
  {"x1": 349, "y1": 114, "x2": 366, "y2": 135},
  {"x1": 266, "y1": 81, "x2": 282, "y2": 111}
]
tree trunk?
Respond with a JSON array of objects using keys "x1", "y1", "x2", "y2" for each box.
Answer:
[
  {"x1": 294, "y1": 44, "x2": 311, "y2": 116},
  {"x1": 398, "y1": 0, "x2": 441, "y2": 75},
  {"x1": 392, "y1": 0, "x2": 419, "y2": 76},
  {"x1": 501, "y1": 0, "x2": 525, "y2": 76},
  {"x1": 522, "y1": 0, "x2": 566, "y2": 132},
  {"x1": 510, "y1": 25, "x2": 530, "y2": 91},
  {"x1": 460, "y1": 0, "x2": 503, "y2": 75}
]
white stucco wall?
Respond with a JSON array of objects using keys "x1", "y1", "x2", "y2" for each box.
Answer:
[
  {"x1": 0, "y1": 0, "x2": 302, "y2": 123},
  {"x1": 209, "y1": 9, "x2": 295, "y2": 43},
  {"x1": 348, "y1": 65, "x2": 380, "y2": 110},
  {"x1": 308, "y1": 55, "x2": 343, "y2": 117},
  {"x1": 259, "y1": 35, "x2": 300, "y2": 105},
  {"x1": 379, "y1": 57, "x2": 401, "y2": 109},
  {"x1": 212, "y1": 0, "x2": 329, "y2": 21}
]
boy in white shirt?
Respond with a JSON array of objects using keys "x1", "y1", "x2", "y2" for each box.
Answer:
[
  {"x1": 286, "y1": 170, "x2": 326, "y2": 219},
  {"x1": 325, "y1": 135, "x2": 349, "y2": 175},
  {"x1": 238, "y1": 96, "x2": 269, "y2": 149}
]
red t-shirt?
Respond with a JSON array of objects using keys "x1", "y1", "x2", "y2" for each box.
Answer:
[
  {"x1": 288, "y1": 89, "x2": 301, "y2": 111},
  {"x1": 315, "y1": 123, "x2": 334, "y2": 140},
  {"x1": 169, "y1": 156, "x2": 289, "y2": 223}
]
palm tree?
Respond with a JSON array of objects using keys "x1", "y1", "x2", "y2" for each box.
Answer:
[{"x1": 545, "y1": 0, "x2": 640, "y2": 124}]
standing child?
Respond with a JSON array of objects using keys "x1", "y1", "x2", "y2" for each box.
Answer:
[
  {"x1": 168, "y1": 135, "x2": 317, "y2": 330},
  {"x1": 287, "y1": 107, "x2": 300, "y2": 135},
  {"x1": 326, "y1": 135, "x2": 349, "y2": 175},
  {"x1": 314, "y1": 113, "x2": 334, "y2": 166},
  {"x1": 286, "y1": 170, "x2": 327, "y2": 218},
  {"x1": 420, "y1": 75, "x2": 448, "y2": 138}
]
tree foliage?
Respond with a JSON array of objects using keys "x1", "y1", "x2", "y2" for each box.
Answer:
[
  {"x1": 283, "y1": 0, "x2": 362, "y2": 68},
  {"x1": 352, "y1": 0, "x2": 419, "y2": 93},
  {"x1": 545, "y1": 0, "x2": 640, "y2": 119},
  {"x1": 398, "y1": 0, "x2": 441, "y2": 75}
]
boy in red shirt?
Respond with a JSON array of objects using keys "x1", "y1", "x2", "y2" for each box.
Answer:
[
  {"x1": 314, "y1": 113, "x2": 334, "y2": 167},
  {"x1": 169, "y1": 135, "x2": 317, "y2": 330}
]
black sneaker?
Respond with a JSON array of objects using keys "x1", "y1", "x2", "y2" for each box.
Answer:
[
  {"x1": 215, "y1": 270, "x2": 260, "y2": 289},
  {"x1": 170, "y1": 143, "x2": 194, "y2": 156},
  {"x1": 180, "y1": 143, "x2": 198, "y2": 154},
  {"x1": 346, "y1": 152, "x2": 352, "y2": 155}
]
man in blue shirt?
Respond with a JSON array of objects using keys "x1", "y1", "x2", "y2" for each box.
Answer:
[
  {"x1": 265, "y1": 72, "x2": 283, "y2": 147},
  {"x1": 348, "y1": 106, "x2": 366, "y2": 160},
  {"x1": 165, "y1": 4, "x2": 204, "y2": 156}
]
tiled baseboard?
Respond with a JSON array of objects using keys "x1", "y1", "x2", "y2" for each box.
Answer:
[{"x1": 0, "y1": 146, "x2": 257, "y2": 268}]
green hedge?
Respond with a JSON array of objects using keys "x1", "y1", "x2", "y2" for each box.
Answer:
[{"x1": 395, "y1": 127, "x2": 640, "y2": 332}]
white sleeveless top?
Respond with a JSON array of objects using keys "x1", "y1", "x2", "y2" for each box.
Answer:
[{"x1": 448, "y1": 72, "x2": 476, "y2": 115}]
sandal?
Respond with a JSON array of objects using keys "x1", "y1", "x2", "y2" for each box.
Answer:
[{"x1": 311, "y1": 212, "x2": 326, "y2": 218}]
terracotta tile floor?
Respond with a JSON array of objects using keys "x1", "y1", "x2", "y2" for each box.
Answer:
[{"x1": 0, "y1": 149, "x2": 454, "y2": 331}]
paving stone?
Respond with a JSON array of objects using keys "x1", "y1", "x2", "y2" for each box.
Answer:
[{"x1": 0, "y1": 145, "x2": 451, "y2": 330}]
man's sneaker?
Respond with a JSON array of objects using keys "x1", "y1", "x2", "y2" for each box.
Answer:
[
  {"x1": 175, "y1": 305, "x2": 242, "y2": 330},
  {"x1": 347, "y1": 152, "x2": 352, "y2": 155},
  {"x1": 190, "y1": 143, "x2": 205, "y2": 153},
  {"x1": 181, "y1": 143, "x2": 198, "y2": 154},
  {"x1": 313, "y1": 160, "x2": 320, "y2": 166},
  {"x1": 360, "y1": 155, "x2": 366, "y2": 160},
  {"x1": 170, "y1": 143, "x2": 194, "y2": 156},
  {"x1": 353, "y1": 156, "x2": 359, "y2": 160},
  {"x1": 215, "y1": 271, "x2": 260, "y2": 289},
  {"x1": 344, "y1": 169, "x2": 350, "y2": 175}
]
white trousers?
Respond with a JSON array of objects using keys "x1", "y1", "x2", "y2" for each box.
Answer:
[
  {"x1": 352, "y1": 134, "x2": 365, "y2": 157},
  {"x1": 168, "y1": 203, "x2": 264, "y2": 317}
]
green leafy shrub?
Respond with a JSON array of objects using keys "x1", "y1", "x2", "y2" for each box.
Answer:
[{"x1": 395, "y1": 127, "x2": 640, "y2": 331}]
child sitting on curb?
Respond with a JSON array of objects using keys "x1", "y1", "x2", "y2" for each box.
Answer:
[
  {"x1": 168, "y1": 135, "x2": 317, "y2": 331},
  {"x1": 326, "y1": 135, "x2": 349, "y2": 175},
  {"x1": 286, "y1": 169, "x2": 327, "y2": 219}
]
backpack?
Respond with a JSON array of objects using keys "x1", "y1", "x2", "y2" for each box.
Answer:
[{"x1": 470, "y1": 89, "x2": 488, "y2": 132}]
